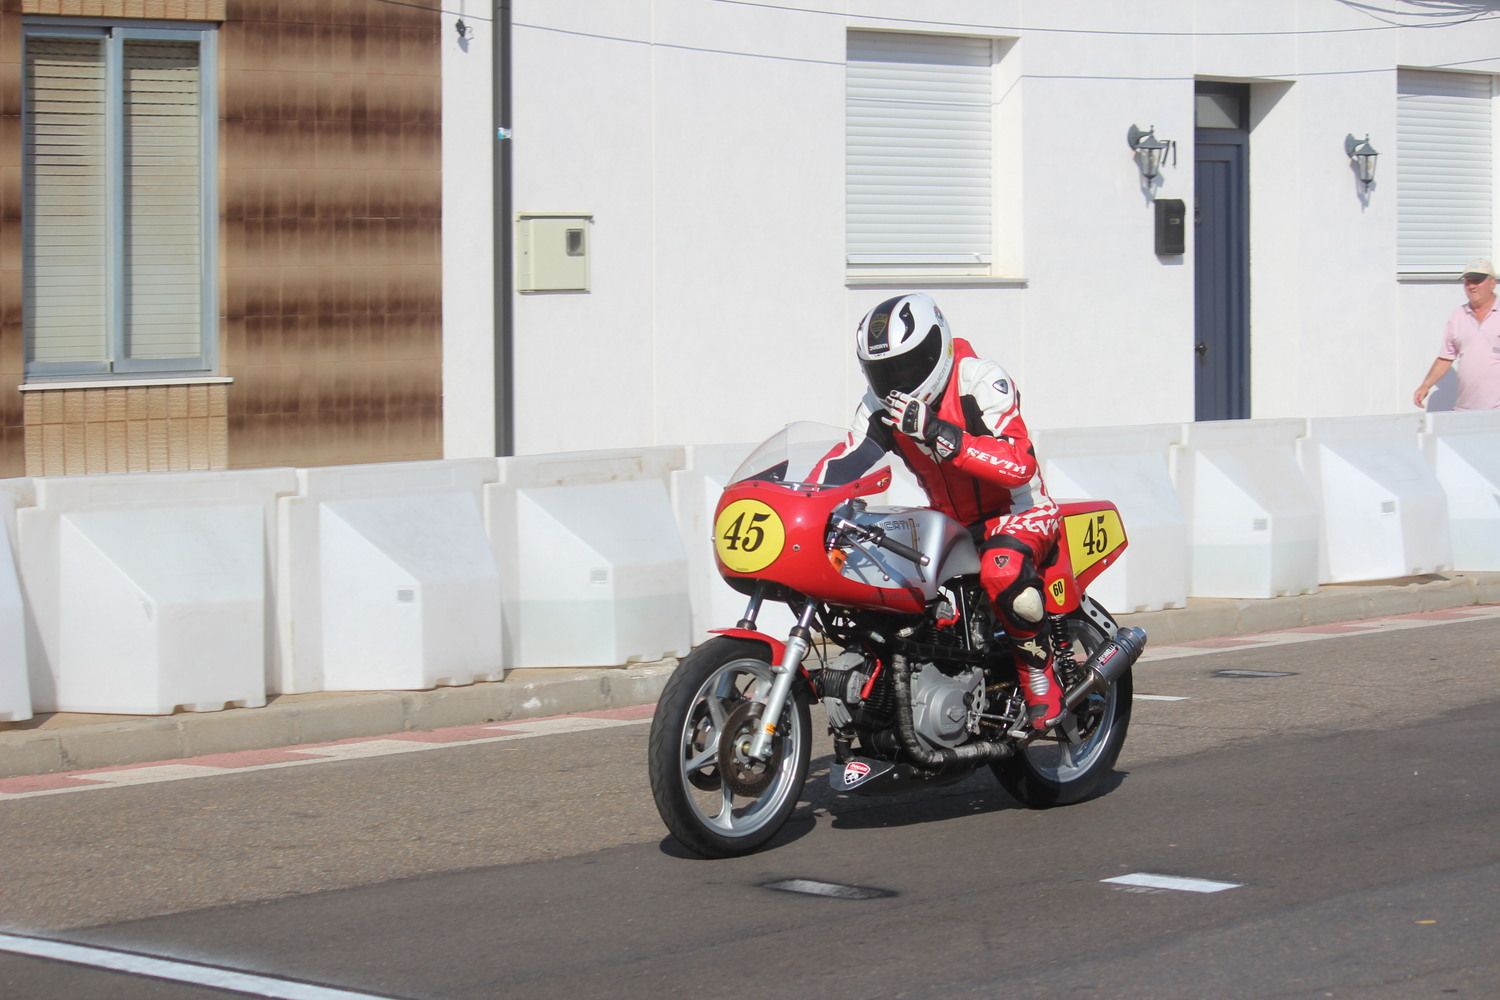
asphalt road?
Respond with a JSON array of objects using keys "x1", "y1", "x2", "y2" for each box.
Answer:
[{"x1": 1, "y1": 615, "x2": 1497, "y2": 999}]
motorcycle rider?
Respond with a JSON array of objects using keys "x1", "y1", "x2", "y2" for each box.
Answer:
[{"x1": 819, "y1": 293, "x2": 1064, "y2": 731}]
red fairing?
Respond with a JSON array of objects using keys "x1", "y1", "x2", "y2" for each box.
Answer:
[{"x1": 713, "y1": 474, "x2": 927, "y2": 616}]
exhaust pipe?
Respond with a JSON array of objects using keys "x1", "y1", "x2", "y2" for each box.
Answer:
[
  {"x1": 891, "y1": 653, "x2": 1014, "y2": 772},
  {"x1": 1061, "y1": 626, "x2": 1148, "y2": 714}
]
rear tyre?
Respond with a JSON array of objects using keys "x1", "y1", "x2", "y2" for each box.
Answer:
[
  {"x1": 648, "y1": 636, "x2": 811, "y2": 858},
  {"x1": 991, "y1": 612, "x2": 1132, "y2": 807}
]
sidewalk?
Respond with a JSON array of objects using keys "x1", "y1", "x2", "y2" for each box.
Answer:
[{"x1": 3, "y1": 572, "x2": 1498, "y2": 780}]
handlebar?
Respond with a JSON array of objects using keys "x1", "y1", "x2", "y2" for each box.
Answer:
[{"x1": 833, "y1": 517, "x2": 931, "y2": 567}]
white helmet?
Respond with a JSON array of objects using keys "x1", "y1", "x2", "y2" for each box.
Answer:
[{"x1": 855, "y1": 293, "x2": 954, "y2": 405}]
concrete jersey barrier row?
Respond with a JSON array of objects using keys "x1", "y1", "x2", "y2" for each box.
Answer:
[{"x1": 0, "y1": 412, "x2": 1495, "y2": 719}]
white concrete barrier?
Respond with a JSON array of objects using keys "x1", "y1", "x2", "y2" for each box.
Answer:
[
  {"x1": 1036, "y1": 424, "x2": 1189, "y2": 613},
  {"x1": 1298, "y1": 415, "x2": 1452, "y2": 582},
  {"x1": 672, "y1": 443, "x2": 796, "y2": 642},
  {"x1": 16, "y1": 470, "x2": 294, "y2": 714},
  {"x1": 489, "y1": 449, "x2": 692, "y2": 668},
  {"x1": 1171, "y1": 419, "x2": 1320, "y2": 598},
  {"x1": 279, "y1": 460, "x2": 503, "y2": 693},
  {"x1": 1422, "y1": 409, "x2": 1500, "y2": 571},
  {"x1": 0, "y1": 488, "x2": 31, "y2": 721}
]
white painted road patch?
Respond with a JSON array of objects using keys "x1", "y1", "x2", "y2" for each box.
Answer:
[
  {"x1": 763, "y1": 878, "x2": 893, "y2": 900},
  {"x1": 1135, "y1": 694, "x2": 1189, "y2": 702},
  {"x1": 0, "y1": 932, "x2": 394, "y2": 999},
  {"x1": 1102, "y1": 873, "x2": 1243, "y2": 894}
]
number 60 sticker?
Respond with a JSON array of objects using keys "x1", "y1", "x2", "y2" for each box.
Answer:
[{"x1": 714, "y1": 499, "x2": 786, "y2": 574}]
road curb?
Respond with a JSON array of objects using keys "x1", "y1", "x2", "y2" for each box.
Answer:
[{"x1": 2, "y1": 573, "x2": 1497, "y2": 780}]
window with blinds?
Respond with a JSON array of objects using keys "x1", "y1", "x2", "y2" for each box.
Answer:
[
  {"x1": 846, "y1": 31, "x2": 995, "y2": 269},
  {"x1": 1397, "y1": 69, "x2": 1495, "y2": 274},
  {"x1": 22, "y1": 24, "x2": 215, "y2": 377}
]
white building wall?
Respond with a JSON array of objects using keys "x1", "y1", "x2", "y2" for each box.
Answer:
[
  {"x1": 486, "y1": 1, "x2": 1500, "y2": 457},
  {"x1": 442, "y1": 8, "x2": 497, "y2": 458}
]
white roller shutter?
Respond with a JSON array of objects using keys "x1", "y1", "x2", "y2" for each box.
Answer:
[
  {"x1": 24, "y1": 37, "x2": 108, "y2": 367},
  {"x1": 847, "y1": 31, "x2": 993, "y2": 266},
  {"x1": 122, "y1": 39, "x2": 202, "y2": 362},
  {"x1": 1397, "y1": 70, "x2": 1494, "y2": 273}
]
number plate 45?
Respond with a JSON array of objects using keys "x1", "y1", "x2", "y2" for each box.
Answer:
[
  {"x1": 714, "y1": 498, "x2": 787, "y2": 574},
  {"x1": 1063, "y1": 507, "x2": 1126, "y2": 579}
]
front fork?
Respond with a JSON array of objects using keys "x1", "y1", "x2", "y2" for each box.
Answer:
[{"x1": 746, "y1": 601, "x2": 817, "y2": 762}]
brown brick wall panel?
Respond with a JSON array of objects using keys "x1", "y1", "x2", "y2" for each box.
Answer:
[
  {"x1": 221, "y1": 0, "x2": 442, "y2": 469},
  {"x1": 4, "y1": 0, "x2": 441, "y2": 476},
  {"x1": 22, "y1": 386, "x2": 229, "y2": 475}
]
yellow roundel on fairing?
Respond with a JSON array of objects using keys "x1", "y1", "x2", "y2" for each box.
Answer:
[{"x1": 714, "y1": 499, "x2": 786, "y2": 574}]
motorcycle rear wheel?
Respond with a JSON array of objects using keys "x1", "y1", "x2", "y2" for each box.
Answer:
[
  {"x1": 648, "y1": 636, "x2": 811, "y2": 858},
  {"x1": 991, "y1": 612, "x2": 1132, "y2": 808}
]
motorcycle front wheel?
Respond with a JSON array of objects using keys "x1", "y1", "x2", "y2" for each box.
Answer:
[
  {"x1": 991, "y1": 611, "x2": 1133, "y2": 808},
  {"x1": 648, "y1": 636, "x2": 811, "y2": 858}
]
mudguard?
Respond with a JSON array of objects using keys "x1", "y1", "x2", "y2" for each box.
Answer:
[{"x1": 707, "y1": 628, "x2": 788, "y2": 665}]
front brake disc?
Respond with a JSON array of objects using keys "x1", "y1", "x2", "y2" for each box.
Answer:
[{"x1": 718, "y1": 700, "x2": 782, "y2": 797}]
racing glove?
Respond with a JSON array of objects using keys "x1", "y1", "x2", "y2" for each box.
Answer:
[{"x1": 884, "y1": 390, "x2": 962, "y2": 461}]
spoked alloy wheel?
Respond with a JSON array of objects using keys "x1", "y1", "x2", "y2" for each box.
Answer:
[
  {"x1": 992, "y1": 613, "x2": 1133, "y2": 807},
  {"x1": 648, "y1": 637, "x2": 811, "y2": 858}
]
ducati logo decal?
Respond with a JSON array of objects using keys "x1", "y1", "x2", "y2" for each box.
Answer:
[
  {"x1": 843, "y1": 761, "x2": 871, "y2": 786},
  {"x1": 993, "y1": 378, "x2": 1009, "y2": 394}
]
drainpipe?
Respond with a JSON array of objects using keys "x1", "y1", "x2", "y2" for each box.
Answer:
[{"x1": 494, "y1": 0, "x2": 514, "y2": 456}]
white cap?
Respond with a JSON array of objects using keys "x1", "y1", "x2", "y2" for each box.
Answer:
[{"x1": 1462, "y1": 257, "x2": 1495, "y2": 278}]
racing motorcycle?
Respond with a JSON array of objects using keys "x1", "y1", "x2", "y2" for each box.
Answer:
[{"x1": 648, "y1": 422, "x2": 1148, "y2": 858}]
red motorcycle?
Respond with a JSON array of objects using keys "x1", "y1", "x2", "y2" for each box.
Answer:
[{"x1": 648, "y1": 423, "x2": 1147, "y2": 858}]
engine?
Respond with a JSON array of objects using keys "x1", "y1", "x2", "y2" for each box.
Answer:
[
  {"x1": 817, "y1": 651, "x2": 984, "y2": 752},
  {"x1": 909, "y1": 663, "x2": 985, "y2": 749}
]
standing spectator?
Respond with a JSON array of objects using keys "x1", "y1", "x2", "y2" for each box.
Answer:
[{"x1": 1414, "y1": 258, "x2": 1500, "y2": 410}]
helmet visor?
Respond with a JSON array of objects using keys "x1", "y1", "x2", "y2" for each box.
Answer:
[{"x1": 861, "y1": 323, "x2": 944, "y2": 400}]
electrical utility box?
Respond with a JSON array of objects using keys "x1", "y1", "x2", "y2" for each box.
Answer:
[
  {"x1": 517, "y1": 213, "x2": 592, "y2": 292},
  {"x1": 1155, "y1": 199, "x2": 1186, "y2": 256}
]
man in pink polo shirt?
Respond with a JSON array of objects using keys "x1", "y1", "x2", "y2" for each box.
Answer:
[{"x1": 1414, "y1": 257, "x2": 1500, "y2": 410}]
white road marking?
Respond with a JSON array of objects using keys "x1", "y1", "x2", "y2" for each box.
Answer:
[
  {"x1": 1135, "y1": 695, "x2": 1189, "y2": 702},
  {"x1": 1137, "y1": 605, "x2": 1500, "y2": 663},
  {"x1": 1102, "y1": 872, "x2": 1242, "y2": 893},
  {"x1": 0, "y1": 931, "x2": 393, "y2": 999},
  {"x1": 0, "y1": 718, "x2": 652, "y2": 802}
]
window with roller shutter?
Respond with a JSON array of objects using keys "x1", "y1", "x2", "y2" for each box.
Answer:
[
  {"x1": 846, "y1": 31, "x2": 996, "y2": 274},
  {"x1": 1397, "y1": 69, "x2": 1494, "y2": 275},
  {"x1": 23, "y1": 22, "x2": 217, "y2": 378}
]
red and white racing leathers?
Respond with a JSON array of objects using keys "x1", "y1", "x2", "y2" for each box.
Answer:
[{"x1": 820, "y1": 338, "x2": 1063, "y2": 723}]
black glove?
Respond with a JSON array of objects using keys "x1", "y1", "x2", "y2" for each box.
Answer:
[{"x1": 884, "y1": 391, "x2": 962, "y2": 460}]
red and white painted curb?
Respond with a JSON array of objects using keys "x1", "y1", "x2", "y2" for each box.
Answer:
[{"x1": 0, "y1": 704, "x2": 654, "y2": 802}]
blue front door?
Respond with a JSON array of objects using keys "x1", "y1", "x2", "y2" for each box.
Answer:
[{"x1": 1193, "y1": 84, "x2": 1250, "y2": 421}]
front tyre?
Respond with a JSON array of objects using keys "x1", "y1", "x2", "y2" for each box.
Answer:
[
  {"x1": 648, "y1": 636, "x2": 811, "y2": 858},
  {"x1": 992, "y1": 612, "x2": 1133, "y2": 808}
]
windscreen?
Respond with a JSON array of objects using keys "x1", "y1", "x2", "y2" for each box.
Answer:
[{"x1": 727, "y1": 422, "x2": 886, "y2": 488}]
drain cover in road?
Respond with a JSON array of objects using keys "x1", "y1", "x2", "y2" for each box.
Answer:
[{"x1": 1212, "y1": 669, "x2": 1297, "y2": 678}]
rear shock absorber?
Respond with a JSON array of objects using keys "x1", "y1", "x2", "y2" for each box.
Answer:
[{"x1": 1049, "y1": 613, "x2": 1082, "y2": 689}]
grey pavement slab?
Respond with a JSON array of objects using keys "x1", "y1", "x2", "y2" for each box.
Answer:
[{"x1": 0, "y1": 572, "x2": 1495, "y2": 779}]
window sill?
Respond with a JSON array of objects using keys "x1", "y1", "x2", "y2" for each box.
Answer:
[
  {"x1": 1396, "y1": 273, "x2": 1463, "y2": 284},
  {"x1": 845, "y1": 275, "x2": 1028, "y2": 289},
  {"x1": 20, "y1": 376, "x2": 234, "y2": 392}
]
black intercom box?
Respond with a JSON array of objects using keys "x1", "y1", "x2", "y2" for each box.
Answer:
[{"x1": 1155, "y1": 199, "x2": 1186, "y2": 255}]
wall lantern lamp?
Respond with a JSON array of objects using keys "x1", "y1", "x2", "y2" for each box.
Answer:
[
  {"x1": 1127, "y1": 124, "x2": 1175, "y2": 181},
  {"x1": 1345, "y1": 133, "x2": 1379, "y2": 188}
]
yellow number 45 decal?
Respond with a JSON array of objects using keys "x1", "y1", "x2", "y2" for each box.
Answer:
[
  {"x1": 1063, "y1": 508, "x2": 1125, "y2": 578},
  {"x1": 714, "y1": 499, "x2": 786, "y2": 574}
]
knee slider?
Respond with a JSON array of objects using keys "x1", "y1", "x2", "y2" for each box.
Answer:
[{"x1": 1008, "y1": 584, "x2": 1045, "y2": 624}]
